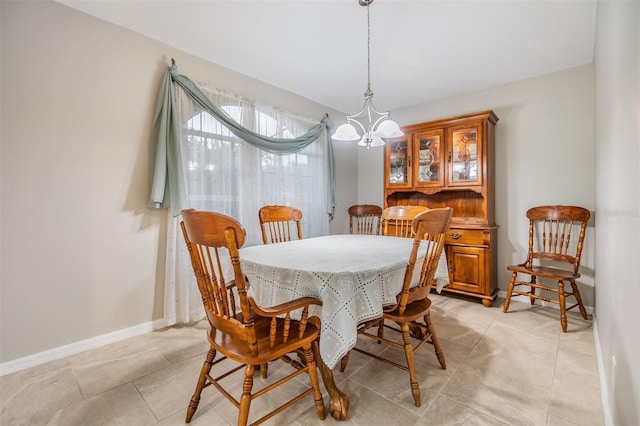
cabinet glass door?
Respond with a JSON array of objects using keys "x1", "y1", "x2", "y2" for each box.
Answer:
[
  {"x1": 386, "y1": 137, "x2": 411, "y2": 187},
  {"x1": 414, "y1": 130, "x2": 444, "y2": 187},
  {"x1": 449, "y1": 124, "x2": 482, "y2": 186}
]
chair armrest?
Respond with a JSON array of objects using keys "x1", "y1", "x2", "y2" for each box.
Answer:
[{"x1": 249, "y1": 297, "x2": 322, "y2": 317}]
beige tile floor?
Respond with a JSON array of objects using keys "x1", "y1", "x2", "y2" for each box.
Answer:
[{"x1": 1, "y1": 295, "x2": 604, "y2": 426}]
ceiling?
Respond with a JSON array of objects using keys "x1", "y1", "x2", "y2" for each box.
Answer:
[{"x1": 57, "y1": 0, "x2": 597, "y2": 114}]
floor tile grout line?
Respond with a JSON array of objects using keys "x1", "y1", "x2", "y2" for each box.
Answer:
[
  {"x1": 419, "y1": 301, "x2": 501, "y2": 424},
  {"x1": 131, "y1": 379, "x2": 162, "y2": 424},
  {"x1": 544, "y1": 329, "x2": 563, "y2": 426},
  {"x1": 69, "y1": 364, "x2": 87, "y2": 402},
  {"x1": 425, "y1": 305, "x2": 510, "y2": 424},
  {"x1": 339, "y1": 376, "x2": 425, "y2": 425}
]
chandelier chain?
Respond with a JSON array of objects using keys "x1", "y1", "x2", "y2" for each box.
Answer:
[{"x1": 366, "y1": 2, "x2": 372, "y2": 96}]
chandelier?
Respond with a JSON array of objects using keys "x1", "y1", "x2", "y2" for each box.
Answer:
[{"x1": 332, "y1": 0, "x2": 403, "y2": 148}]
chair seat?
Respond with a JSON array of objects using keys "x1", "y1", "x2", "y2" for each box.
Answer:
[
  {"x1": 507, "y1": 264, "x2": 579, "y2": 280},
  {"x1": 209, "y1": 315, "x2": 320, "y2": 365},
  {"x1": 384, "y1": 298, "x2": 432, "y2": 322}
]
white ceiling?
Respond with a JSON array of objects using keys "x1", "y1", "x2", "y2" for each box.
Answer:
[{"x1": 57, "y1": 0, "x2": 597, "y2": 114}]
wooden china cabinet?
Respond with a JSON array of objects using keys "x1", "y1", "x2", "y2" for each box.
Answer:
[{"x1": 384, "y1": 110, "x2": 499, "y2": 306}]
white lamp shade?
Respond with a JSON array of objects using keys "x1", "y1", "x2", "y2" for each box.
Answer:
[
  {"x1": 374, "y1": 119, "x2": 404, "y2": 138},
  {"x1": 332, "y1": 123, "x2": 361, "y2": 141}
]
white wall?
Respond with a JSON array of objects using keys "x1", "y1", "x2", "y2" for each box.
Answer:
[
  {"x1": 357, "y1": 65, "x2": 597, "y2": 306},
  {"x1": 593, "y1": 1, "x2": 639, "y2": 424},
  {"x1": 0, "y1": 0, "x2": 355, "y2": 365}
]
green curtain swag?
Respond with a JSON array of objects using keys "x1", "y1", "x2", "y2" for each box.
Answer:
[{"x1": 148, "y1": 63, "x2": 336, "y2": 218}]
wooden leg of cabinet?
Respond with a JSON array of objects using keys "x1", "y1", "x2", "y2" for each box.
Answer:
[
  {"x1": 481, "y1": 288, "x2": 500, "y2": 307},
  {"x1": 438, "y1": 286, "x2": 498, "y2": 307}
]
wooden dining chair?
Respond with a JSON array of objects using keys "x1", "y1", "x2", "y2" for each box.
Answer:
[
  {"x1": 503, "y1": 205, "x2": 591, "y2": 332},
  {"x1": 258, "y1": 205, "x2": 303, "y2": 244},
  {"x1": 341, "y1": 207, "x2": 453, "y2": 407},
  {"x1": 180, "y1": 209, "x2": 325, "y2": 425},
  {"x1": 381, "y1": 205, "x2": 430, "y2": 238},
  {"x1": 348, "y1": 204, "x2": 382, "y2": 235}
]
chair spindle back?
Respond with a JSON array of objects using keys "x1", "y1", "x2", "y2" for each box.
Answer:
[
  {"x1": 180, "y1": 209, "x2": 256, "y2": 347},
  {"x1": 348, "y1": 204, "x2": 383, "y2": 235},
  {"x1": 259, "y1": 205, "x2": 303, "y2": 244},
  {"x1": 526, "y1": 205, "x2": 590, "y2": 274},
  {"x1": 382, "y1": 205, "x2": 431, "y2": 238}
]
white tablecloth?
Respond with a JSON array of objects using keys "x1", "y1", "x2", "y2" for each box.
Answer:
[{"x1": 239, "y1": 234, "x2": 448, "y2": 369}]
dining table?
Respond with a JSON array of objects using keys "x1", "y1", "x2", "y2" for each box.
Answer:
[{"x1": 239, "y1": 234, "x2": 448, "y2": 420}]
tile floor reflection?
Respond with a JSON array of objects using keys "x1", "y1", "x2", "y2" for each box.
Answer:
[{"x1": 1, "y1": 295, "x2": 604, "y2": 426}]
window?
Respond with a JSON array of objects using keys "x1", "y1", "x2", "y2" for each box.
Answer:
[{"x1": 175, "y1": 84, "x2": 329, "y2": 247}]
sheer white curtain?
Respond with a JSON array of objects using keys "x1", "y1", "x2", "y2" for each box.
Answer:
[{"x1": 163, "y1": 83, "x2": 330, "y2": 325}]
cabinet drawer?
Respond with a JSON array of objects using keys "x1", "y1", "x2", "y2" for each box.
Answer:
[{"x1": 444, "y1": 229, "x2": 486, "y2": 246}]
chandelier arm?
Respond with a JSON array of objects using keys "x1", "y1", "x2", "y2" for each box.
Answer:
[
  {"x1": 364, "y1": 99, "x2": 389, "y2": 116},
  {"x1": 345, "y1": 97, "x2": 390, "y2": 132},
  {"x1": 371, "y1": 114, "x2": 391, "y2": 131},
  {"x1": 345, "y1": 116, "x2": 367, "y2": 134},
  {"x1": 345, "y1": 101, "x2": 369, "y2": 121}
]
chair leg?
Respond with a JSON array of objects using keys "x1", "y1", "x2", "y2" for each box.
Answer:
[
  {"x1": 186, "y1": 349, "x2": 216, "y2": 423},
  {"x1": 570, "y1": 279, "x2": 589, "y2": 320},
  {"x1": 424, "y1": 313, "x2": 446, "y2": 370},
  {"x1": 303, "y1": 345, "x2": 326, "y2": 420},
  {"x1": 503, "y1": 272, "x2": 517, "y2": 313},
  {"x1": 238, "y1": 365, "x2": 255, "y2": 426},
  {"x1": 400, "y1": 322, "x2": 420, "y2": 407},
  {"x1": 377, "y1": 318, "x2": 385, "y2": 343},
  {"x1": 339, "y1": 352, "x2": 350, "y2": 373},
  {"x1": 260, "y1": 363, "x2": 268, "y2": 379},
  {"x1": 529, "y1": 276, "x2": 537, "y2": 305},
  {"x1": 558, "y1": 280, "x2": 568, "y2": 332}
]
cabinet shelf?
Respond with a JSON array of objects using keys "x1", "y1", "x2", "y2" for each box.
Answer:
[{"x1": 387, "y1": 186, "x2": 485, "y2": 195}]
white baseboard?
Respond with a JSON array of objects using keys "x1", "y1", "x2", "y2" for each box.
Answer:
[
  {"x1": 593, "y1": 316, "x2": 614, "y2": 426},
  {"x1": 0, "y1": 318, "x2": 169, "y2": 377}
]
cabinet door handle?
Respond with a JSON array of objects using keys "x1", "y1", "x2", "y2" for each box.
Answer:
[
  {"x1": 448, "y1": 152, "x2": 452, "y2": 163},
  {"x1": 449, "y1": 232, "x2": 462, "y2": 239}
]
